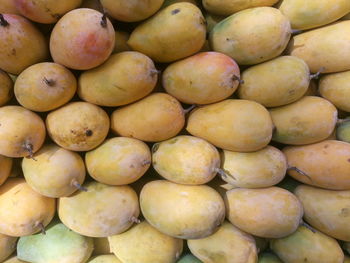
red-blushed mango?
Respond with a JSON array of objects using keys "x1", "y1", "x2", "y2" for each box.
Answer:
[
  {"x1": 209, "y1": 7, "x2": 291, "y2": 65},
  {"x1": 0, "y1": 233, "x2": 17, "y2": 262},
  {"x1": 279, "y1": 0, "x2": 350, "y2": 30},
  {"x1": 152, "y1": 135, "x2": 220, "y2": 185},
  {"x1": 0, "y1": 14, "x2": 48, "y2": 75},
  {"x1": 85, "y1": 137, "x2": 151, "y2": 185},
  {"x1": 140, "y1": 180, "x2": 225, "y2": 239},
  {"x1": 319, "y1": 70, "x2": 350, "y2": 112},
  {"x1": 111, "y1": 93, "x2": 185, "y2": 142},
  {"x1": 203, "y1": 0, "x2": 279, "y2": 16},
  {"x1": 78, "y1": 52, "x2": 157, "y2": 107},
  {"x1": 0, "y1": 106, "x2": 46, "y2": 158},
  {"x1": 0, "y1": 178, "x2": 55, "y2": 237},
  {"x1": 14, "y1": 0, "x2": 83, "y2": 23},
  {"x1": 186, "y1": 99, "x2": 273, "y2": 152},
  {"x1": 50, "y1": 8, "x2": 115, "y2": 70},
  {"x1": 14, "y1": 62, "x2": 77, "y2": 112},
  {"x1": 88, "y1": 255, "x2": 122, "y2": 263},
  {"x1": 238, "y1": 56, "x2": 310, "y2": 107},
  {"x1": 188, "y1": 221, "x2": 258, "y2": 263},
  {"x1": 283, "y1": 140, "x2": 350, "y2": 190},
  {"x1": 109, "y1": 221, "x2": 183, "y2": 263},
  {"x1": 220, "y1": 146, "x2": 287, "y2": 188},
  {"x1": 270, "y1": 96, "x2": 337, "y2": 145},
  {"x1": 113, "y1": 31, "x2": 131, "y2": 53},
  {"x1": 46, "y1": 102, "x2": 110, "y2": 151},
  {"x1": 225, "y1": 187, "x2": 303, "y2": 238},
  {"x1": 0, "y1": 155, "x2": 12, "y2": 186},
  {"x1": 270, "y1": 226, "x2": 344, "y2": 263},
  {"x1": 295, "y1": 184, "x2": 350, "y2": 241},
  {"x1": 162, "y1": 52, "x2": 240, "y2": 105},
  {"x1": 128, "y1": 3, "x2": 206, "y2": 63},
  {"x1": 289, "y1": 21, "x2": 350, "y2": 73},
  {"x1": 0, "y1": 0, "x2": 20, "y2": 14},
  {"x1": 93, "y1": 238, "x2": 111, "y2": 255},
  {"x1": 0, "y1": 70, "x2": 13, "y2": 106},
  {"x1": 58, "y1": 181, "x2": 140, "y2": 237}
]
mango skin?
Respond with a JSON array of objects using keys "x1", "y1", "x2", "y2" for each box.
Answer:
[
  {"x1": 209, "y1": 7, "x2": 291, "y2": 65},
  {"x1": 270, "y1": 226, "x2": 344, "y2": 263},
  {"x1": 225, "y1": 187, "x2": 303, "y2": 238},
  {"x1": 188, "y1": 221, "x2": 257, "y2": 263},
  {"x1": 289, "y1": 21, "x2": 350, "y2": 73},
  {"x1": 113, "y1": 31, "x2": 131, "y2": 54},
  {"x1": 186, "y1": 99, "x2": 273, "y2": 152},
  {"x1": 140, "y1": 180, "x2": 225, "y2": 239},
  {"x1": 0, "y1": 234, "x2": 17, "y2": 262},
  {"x1": 109, "y1": 221, "x2": 183, "y2": 263},
  {"x1": 258, "y1": 252, "x2": 282, "y2": 263},
  {"x1": 163, "y1": 52, "x2": 240, "y2": 105},
  {"x1": 0, "y1": 0, "x2": 20, "y2": 14},
  {"x1": 2, "y1": 256, "x2": 27, "y2": 263},
  {"x1": 337, "y1": 119, "x2": 350, "y2": 143},
  {"x1": 128, "y1": 3, "x2": 206, "y2": 63},
  {"x1": 0, "y1": 70, "x2": 13, "y2": 106},
  {"x1": 88, "y1": 255, "x2": 122, "y2": 263},
  {"x1": 270, "y1": 96, "x2": 338, "y2": 145},
  {"x1": 283, "y1": 140, "x2": 350, "y2": 190},
  {"x1": 177, "y1": 254, "x2": 202, "y2": 263},
  {"x1": 279, "y1": 0, "x2": 350, "y2": 30},
  {"x1": 0, "y1": 155, "x2": 12, "y2": 186},
  {"x1": 238, "y1": 56, "x2": 310, "y2": 107}
]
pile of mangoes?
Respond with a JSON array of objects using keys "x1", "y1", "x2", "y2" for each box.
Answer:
[{"x1": 1, "y1": 0, "x2": 350, "y2": 262}]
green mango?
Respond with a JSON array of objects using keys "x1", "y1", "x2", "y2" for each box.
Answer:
[
  {"x1": 258, "y1": 252, "x2": 282, "y2": 263},
  {"x1": 177, "y1": 254, "x2": 202, "y2": 263},
  {"x1": 336, "y1": 118, "x2": 350, "y2": 143}
]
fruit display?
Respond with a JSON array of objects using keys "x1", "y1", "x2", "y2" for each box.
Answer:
[{"x1": 1, "y1": 0, "x2": 350, "y2": 262}]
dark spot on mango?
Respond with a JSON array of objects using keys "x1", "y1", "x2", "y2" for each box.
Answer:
[
  {"x1": 340, "y1": 208, "x2": 350, "y2": 217},
  {"x1": 171, "y1": 9, "x2": 180, "y2": 15},
  {"x1": 324, "y1": 144, "x2": 329, "y2": 148},
  {"x1": 347, "y1": 158, "x2": 350, "y2": 162},
  {"x1": 85, "y1": 129, "x2": 93, "y2": 137}
]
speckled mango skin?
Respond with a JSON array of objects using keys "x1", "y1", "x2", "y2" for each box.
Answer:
[
  {"x1": 270, "y1": 226, "x2": 344, "y2": 263},
  {"x1": 0, "y1": 155, "x2": 12, "y2": 186},
  {"x1": 270, "y1": 96, "x2": 338, "y2": 145},
  {"x1": 238, "y1": 56, "x2": 310, "y2": 107},
  {"x1": 279, "y1": 0, "x2": 350, "y2": 30},
  {"x1": 209, "y1": 7, "x2": 291, "y2": 65},
  {"x1": 186, "y1": 99, "x2": 273, "y2": 152},
  {"x1": 295, "y1": 185, "x2": 350, "y2": 241},
  {"x1": 283, "y1": 140, "x2": 350, "y2": 190},
  {"x1": 0, "y1": 70, "x2": 13, "y2": 107},
  {"x1": 188, "y1": 221, "x2": 257, "y2": 263},
  {"x1": 0, "y1": 234, "x2": 17, "y2": 262},
  {"x1": 289, "y1": 21, "x2": 350, "y2": 73},
  {"x1": 140, "y1": 180, "x2": 225, "y2": 239},
  {"x1": 225, "y1": 187, "x2": 303, "y2": 238},
  {"x1": 128, "y1": 3, "x2": 206, "y2": 63},
  {"x1": 88, "y1": 255, "x2": 122, "y2": 263}
]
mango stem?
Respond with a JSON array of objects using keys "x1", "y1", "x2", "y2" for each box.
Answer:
[
  {"x1": 300, "y1": 220, "x2": 316, "y2": 233},
  {"x1": 43, "y1": 77, "x2": 55, "y2": 86},
  {"x1": 309, "y1": 67, "x2": 325, "y2": 80},
  {"x1": 288, "y1": 166, "x2": 312, "y2": 181},
  {"x1": 215, "y1": 168, "x2": 236, "y2": 180},
  {"x1": 23, "y1": 141, "x2": 36, "y2": 161},
  {"x1": 183, "y1": 105, "x2": 196, "y2": 114},
  {"x1": 100, "y1": 12, "x2": 107, "y2": 28},
  {"x1": 72, "y1": 180, "x2": 88, "y2": 192},
  {"x1": 35, "y1": 221, "x2": 46, "y2": 235},
  {"x1": 130, "y1": 216, "x2": 141, "y2": 224},
  {"x1": 232, "y1": 75, "x2": 244, "y2": 85},
  {"x1": 0, "y1": 14, "x2": 9, "y2": 27}
]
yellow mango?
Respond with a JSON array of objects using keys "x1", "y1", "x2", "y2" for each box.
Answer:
[
  {"x1": 0, "y1": 233, "x2": 17, "y2": 262},
  {"x1": 162, "y1": 0, "x2": 198, "y2": 9},
  {"x1": 0, "y1": 70, "x2": 13, "y2": 106},
  {"x1": 279, "y1": 0, "x2": 350, "y2": 30},
  {"x1": 188, "y1": 221, "x2": 257, "y2": 263},
  {"x1": 93, "y1": 238, "x2": 111, "y2": 255},
  {"x1": 0, "y1": 155, "x2": 12, "y2": 186},
  {"x1": 88, "y1": 255, "x2": 122, "y2": 263},
  {"x1": 225, "y1": 187, "x2": 303, "y2": 238},
  {"x1": 113, "y1": 31, "x2": 131, "y2": 53},
  {"x1": 289, "y1": 21, "x2": 350, "y2": 73},
  {"x1": 270, "y1": 96, "x2": 337, "y2": 145},
  {"x1": 283, "y1": 140, "x2": 350, "y2": 190},
  {"x1": 209, "y1": 7, "x2": 291, "y2": 65},
  {"x1": 186, "y1": 99, "x2": 273, "y2": 152},
  {"x1": 221, "y1": 146, "x2": 287, "y2": 188},
  {"x1": 0, "y1": 0, "x2": 20, "y2": 14},
  {"x1": 140, "y1": 180, "x2": 225, "y2": 239},
  {"x1": 111, "y1": 93, "x2": 185, "y2": 142},
  {"x1": 238, "y1": 56, "x2": 310, "y2": 107},
  {"x1": 128, "y1": 3, "x2": 206, "y2": 63},
  {"x1": 0, "y1": 178, "x2": 55, "y2": 237},
  {"x1": 152, "y1": 135, "x2": 220, "y2": 185},
  {"x1": 270, "y1": 226, "x2": 344, "y2": 263}
]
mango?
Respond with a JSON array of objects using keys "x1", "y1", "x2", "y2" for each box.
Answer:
[
  {"x1": 337, "y1": 118, "x2": 350, "y2": 143},
  {"x1": 188, "y1": 221, "x2": 257, "y2": 263},
  {"x1": 220, "y1": 146, "x2": 287, "y2": 188},
  {"x1": 0, "y1": 70, "x2": 13, "y2": 106},
  {"x1": 162, "y1": 0, "x2": 198, "y2": 8},
  {"x1": 88, "y1": 255, "x2": 122, "y2": 263},
  {"x1": 162, "y1": 52, "x2": 241, "y2": 105},
  {"x1": 140, "y1": 180, "x2": 225, "y2": 239},
  {"x1": 93, "y1": 238, "x2": 111, "y2": 255},
  {"x1": 209, "y1": 7, "x2": 291, "y2": 65},
  {"x1": 225, "y1": 187, "x2": 303, "y2": 238},
  {"x1": 0, "y1": 155, "x2": 12, "y2": 186},
  {"x1": 109, "y1": 221, "x2": 183, "y2": 263},
  {"x1": 238, "y1": 56, "x2": 310, "y2": 107},
  {"x1": 0, "y1": 178, "x2": 55, "y2": 237},
  {"x1": 85, "y1": 137, "x2": 151, "y2": 185},
  {"x1": 289, "y1": 21, "x2": 350, "y2": 73},
  {"x1": 58, "y1": 181, "x2": 140, "y2": 237},
  {"x1": 0, "y1": 233, "x2": 17, "y2": 262},
  {"x1": 113, "y1": 31, "x2": 131, "y2": 53},
  {"x1": 46, "y1": 102, "x2": 110, "y2": 151},
  {"x1": 50, "y1": 8, "x2": 115, "y2": 70},
  {"x1": 177, "y1": 254, "x2": 202, "y2": 263},
  {"x1": 152, "y1": 135, "x2": 220, "y2": 185},
  {"x1": 186, "y1": 99, "x2": 273, "y2": 152},
  {"x1": 111, "y1": 93, "x2": 185, "y2": 142},
  {"x1": 2, "y1": 256, "x2": 26, "y2": 263},
  {"x1": 78, "y1": 52, "x2": 157, "y2": 107},
  {"x1": 345, "y1": 256, "x2": 350, "y2": 263},
  {"x1": 205, "y1": 13, "x2": 225, "y2": 33},
  {"x1": 81, "y1": 0, "x2": 104, "y2": 12},
  {"x1": 270, "y1": 96, "x2": 337, "y2": 145},
  {"x1": 342, "y1": 13, "x2": 350, "y2": 20},
  {"x1": 128, "y1": 3, "x2": 206, "y2": 63},
  {"x1": 0, "y1": 0, "x2": 20, "y2": 14},
  {"x1": 0, "y1": 106, "x2": 46, "y2": 158},
  {"x1": 283, "y1": 140, "x2": 350, "y2": 190},
  {"x1": 270, "y1": 226, "x2": 344, "y2": 263},
  {"x1": 258, "y1": 252, "x2": 282, "y2": 263},
  {"x1": 279, "y1": 0, "x2": 350, "y2": 30}
]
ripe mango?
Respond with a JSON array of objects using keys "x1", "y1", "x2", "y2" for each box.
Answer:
[
  {"x1": 0, "y1": 0, "x2": 20, "y2": 14},
  {"x1": 88, "y1": 255, "x2": 122, "y2": 263},
  {"x1": 0, "y1": 70, "x2": 13, "y2": 106},
  {"x1": 0, "y1": 233, "x2": 17, "y2": 262},
  {"x1": 0, "y1": 155, "x2": 12, "y2": 186},
  {"x1": 162, "y1": 0, "x2": 198, "y2": 9}
]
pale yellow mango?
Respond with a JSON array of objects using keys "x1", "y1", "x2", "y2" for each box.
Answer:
[
  {"x1": 93, "y1": 238, "x2": 111, "y2": 255},
  {"x1": 0, "y1": 233, "x2": 17, "y2": 262},
  {"x1": 88, "y1": 255, "x2": 122, "y2": 263},
  {"x1": 0, "y1": 155, "x2": 12, "y2": 186},
  {"x1": 188, "y1": 221, "x2": 257, "y2": 263},
  {"x1": 0, "y1": 70, "x2": 13, "y2": 106}
]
